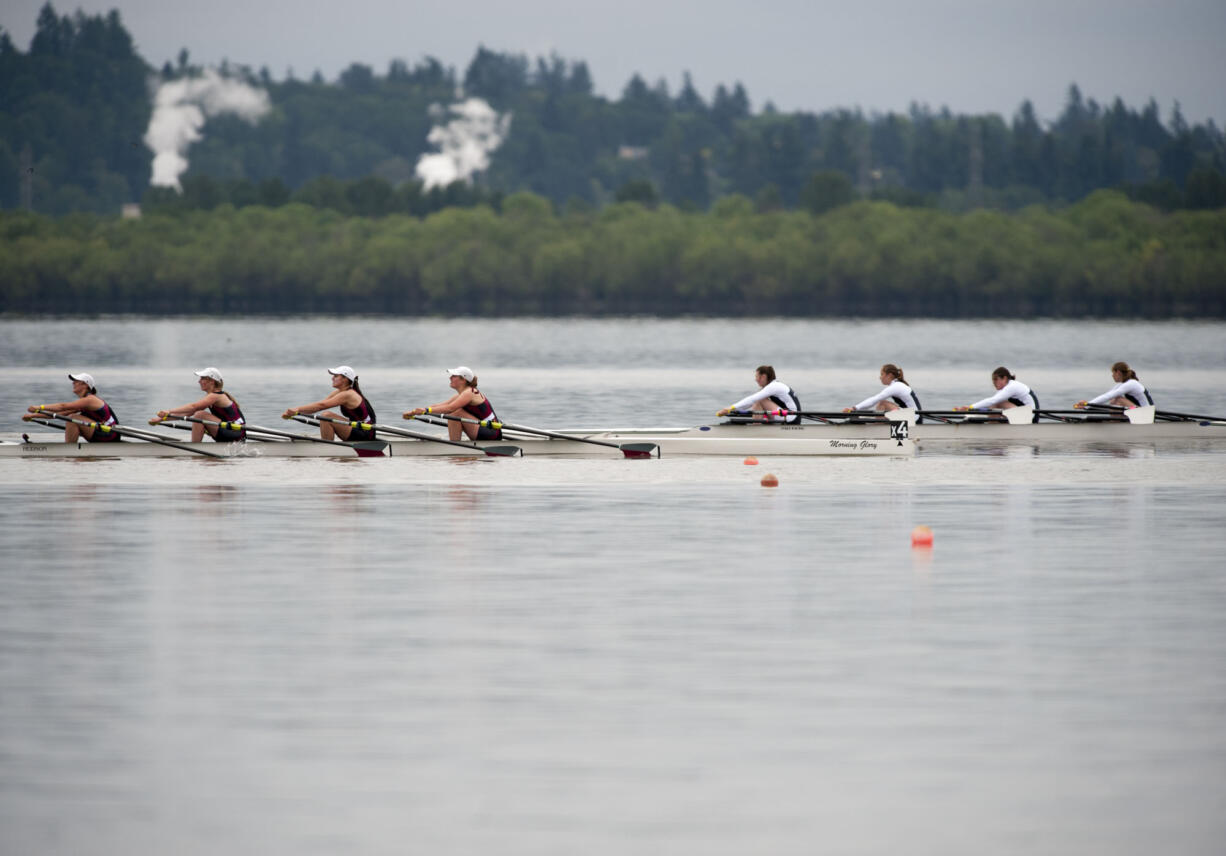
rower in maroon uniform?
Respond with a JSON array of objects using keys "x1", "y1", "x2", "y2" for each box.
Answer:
[
  {"x1": 22, "y1": 372, "x2": 121, "y2": 442},
  {"x1": 152, "y1": 367, "x2": 247, "y2": 442},
  {"x1": 404, "y1": 366, "x2": 503, "y2": 441},
  {"x1": 282, "y1": 365, "x2": 376, "y2": 441}
]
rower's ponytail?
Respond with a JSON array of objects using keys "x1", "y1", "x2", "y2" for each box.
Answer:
[
  {"x1": 991, "y1": 366, "x2": 1015, "y2": 381},
  {"x1": 1111, "y1": 361, "x2": 1138, "y2": 381},
  {"x1": 882, "y1": 363, "x2": 905, "y2": 383}
]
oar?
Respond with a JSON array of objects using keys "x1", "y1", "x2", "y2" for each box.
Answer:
[
  {"x1": 159, "y1": 417, "x2": 281, "y2": 442},
  {"x1": 920, "y1": 409, "x2": 1009, "y2": 422},
  {"x1": 162, "y1": 416, "x2": 389, "y2": 457},
  {"x1": 413, "y1": 412, "x2": 659, "y2": 458},
  {"x1": 36, "y1": 412, "x2": 229, "y2": 459},
  {"x1": 1086, "y1": 404, "x2": 1226, "y2": 424},
  {"x1": 293, "y1": 413, "x2": 522, "y2": 457}
]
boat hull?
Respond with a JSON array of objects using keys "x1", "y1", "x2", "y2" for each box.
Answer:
[
  {"x1": 7, "y1": 416, "x2": 1221, "y2": 458},
  {"x1": 1, "y1": 423, "x2": 915, "y2": 458}
]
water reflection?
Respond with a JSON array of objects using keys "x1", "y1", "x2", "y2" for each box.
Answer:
[{"x1": 193, "y1": 484, "x2": 239, "y2": 512}]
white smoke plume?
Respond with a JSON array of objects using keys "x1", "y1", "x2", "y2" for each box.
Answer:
[
  {"x1": 144, "y1": 69, "x2": 271, "y2": 190},
  {"x1": 415, "y1": 98, "x2": 512, "y2": 189}
]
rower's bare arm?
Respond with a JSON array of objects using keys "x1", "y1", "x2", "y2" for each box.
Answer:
[
  {"x1": 408, "y1": 391, "x2": 470, "y2": 418},
  {"x1": 284, "y1": 390, "x2": 350, "y2": 419}
]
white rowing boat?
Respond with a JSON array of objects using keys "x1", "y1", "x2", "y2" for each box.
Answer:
[{"x1": 0, "y1": 421, "x2": 914, "y2": 458}]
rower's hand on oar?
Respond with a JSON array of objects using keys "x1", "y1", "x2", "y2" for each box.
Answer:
[
  {"x1": 281, "y1": 409, "x2": 298, "y2": 420},
  {"x1": 21, "y1": 412, "x2": 37, "y2": 421},
  {"x1": 716, "y1": 408, "x2": 732, "y2": 417},
  {"x1": 1073, "y1": 401, "x2": 1088, "y2": 409},
  {"x1": 404, "y1": 407, "x2": 426, "y2": 418},
  {"x1": 952, "y1": 406, "x2": 971, "y2": 412},
  {"x1": 842, "y1": 407, "x2": 853, "y2": 413}
]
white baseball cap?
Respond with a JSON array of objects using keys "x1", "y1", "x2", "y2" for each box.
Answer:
[
  {"x1": 447, "y1": 366, "x2": 475, "y2": 382},
  {"x1": 328, "y1": 365, "x2": 357, "y2": 381},
  {"x1": 68, "y1": 372, "x2": 95, "y2": 387},
  {"x1": 194, "y1": 367, "x2": 223, "y2": 382}
]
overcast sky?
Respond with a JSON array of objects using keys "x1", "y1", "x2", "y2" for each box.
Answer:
[{"x1": 4, "y1": 0, "x2": 1225, "y2": 125}]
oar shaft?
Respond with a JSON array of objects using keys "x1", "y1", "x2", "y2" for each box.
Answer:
[
  {"x1": 417, "y1": 412, "x2": 622, "y2": 449},
  {"x1": 1084, "y1": 404, "x2": 1225, "y2": 422},
  {"x1": 296, "y1": 414, "x2": 519, "y2": 455},
  {"x1": 171, "y1": 415, "x2": 336, "y2": 446}
]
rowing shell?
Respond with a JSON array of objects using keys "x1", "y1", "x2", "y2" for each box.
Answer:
[{"x1": 0, "y1": 423, "x2": 915, "y2": 458}]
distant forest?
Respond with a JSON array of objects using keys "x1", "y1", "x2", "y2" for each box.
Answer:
[
  {"x1": 3, "y1": 3, "x2": 1224, "y2": 216},
  {"x1": 1, "y1": 4, "x2": 1225, "y2": 319}
]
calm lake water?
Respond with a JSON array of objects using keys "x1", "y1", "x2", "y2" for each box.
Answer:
[{"x1": 2, "y1": 318, "x2": 1225, "y2": 855}]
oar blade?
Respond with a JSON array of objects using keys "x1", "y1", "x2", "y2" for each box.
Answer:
[
  {"x1": 482, "y1": 445, "x2": 523, "y2": 457},
  {"x1": 619, "y1": 443, "x2": 660, "y2": 459}
]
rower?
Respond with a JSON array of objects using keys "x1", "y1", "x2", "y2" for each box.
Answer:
[
  {"x1": 1075, "y1": 361, "x2": 1154, "y2": 410},
  {"x1": 152, "y1": 367, "x2": 247, "y2": 442},
  {"x1": 404, "y1": 366, "x2": 503, "y2": 441},
  {"x1": 716, "y1": 365, "x2": 802, "y2": 423},
  {"x1": 843, "y1": 363, "x2": 923, "y2": 421},
  {"x1": 954, "y1": 366, "x2": 1040, "y2": 422},
  {"x1": 283, "y1": 366, "x2": 376, "y2": 441},
  {"x1": 22, "y1": 372, "x2": 121, "y2": 442}
]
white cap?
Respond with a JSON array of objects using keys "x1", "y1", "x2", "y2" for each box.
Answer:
[
  {"x1": 447, "y1": 366, "x2": 475, "y2": 382},
  {"x1": 68, "y1": 372, "x2": 95, "y2": 387},
  {"x1": 328, "y1": 365, "x2": 357, "y2": 381},
  {"x1": 194, "y1": 367, "x2": 223, "y2": 382}
]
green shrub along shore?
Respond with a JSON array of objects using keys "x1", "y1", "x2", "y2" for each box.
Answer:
[{"x1": 2, "y1": 189, "x2": 1223, "y2": 317}]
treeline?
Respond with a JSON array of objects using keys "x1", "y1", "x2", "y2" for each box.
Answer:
[
  {"x1": 3, "y1": 191, "x2": 1223, "y2": 317},
  {"x1": 3, "y1": 4, "x2": 1225, "y2": 216}
]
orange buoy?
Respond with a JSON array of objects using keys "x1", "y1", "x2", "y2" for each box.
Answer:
[
  {"x1": 743, "y1": 456, "x2": 759, "y2": 465},
  {"x1": 910, "y1": 525, "x2": 934, "y2": 547},
  {"x1": 760, "y1": 473, "x2": 779, "y2": 487}
]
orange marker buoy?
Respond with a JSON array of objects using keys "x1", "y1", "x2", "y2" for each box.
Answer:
[
  {"x1": 743, "y1": 456, "x2": 759, "y2": 465},
  {"x1": 760, "y1": 473, "x2": 779, "y2": 487},
  {"x1": 910, "y1": 525, "x2": 934, "y2": 547}
]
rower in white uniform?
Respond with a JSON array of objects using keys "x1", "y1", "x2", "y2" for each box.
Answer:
[
  {"x1": 1075, "y1": 361, "x2": 1154, "y2": 409},
  {"x1": 844, "y1": 364, "x2": 921, "y2": 415},
  {"x1": 717, "y1": 365, "x2": 802, "y2": 423},
  {"x1": 955, "y1": 366, "x2": 1040, "y2": 421}
]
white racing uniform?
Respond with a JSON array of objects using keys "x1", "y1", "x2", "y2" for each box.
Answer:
[
  {"x1": 854, "y1": 380, "x2": 920, "y2": 411},
  {"x1": 1087, "y1": 378, "x2": 1153, "y2": 407},
  {"x1": 731, "y1": 380, "x2": 801, "y2": 423},
  {"x1": 971, "y1": 379, "x2": 1037, "y2": 410}
]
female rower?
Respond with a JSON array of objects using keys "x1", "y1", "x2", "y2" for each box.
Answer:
[
  {"x1": 404, "y1": 366, "x2": 503, "y2": 441},
  {"x1": 1075, "y1": 361, "x2": 1154, "y2": 410},
  {"x1": 955, "y1": 366, "x2": 1040, "y2": 421},
  {"x1": 152, "y1": 368, "x2": 247, "y2": 442},
  {"x1": 844, "y1": 363, "x2": 922, "y2": 417},
  {"x1": 716, "y1": 365, "x2": 801, "y2": 423},
  {"x1": 282, "y1": 366, "x2": 376, "y2": 441},
  {"x1": 22, "y1": 372, "x2": 120, "y2": 442}
]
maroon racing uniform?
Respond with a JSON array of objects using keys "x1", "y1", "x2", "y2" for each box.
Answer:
[
  {"x1": 341, "y1": 394, "x2": 377, "y2": 441},
  {"x1": 209, "y1": 397, "x2": 247, "y2": 442},
  {"x1": 463, "y1": 395, "x2": 502, "y2": 441},
  {"x1": 82, "y1": 401, "x2": 121, "y2": 443}
]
